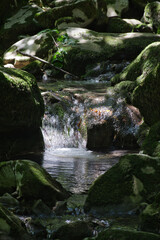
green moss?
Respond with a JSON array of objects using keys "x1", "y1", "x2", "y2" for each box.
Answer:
[
  {"x1": 0, "y1": 67, "x2": 44, "y2": 131},
  {"x1": 85, "y1": 154, "x2": 160, "y2": 213}
]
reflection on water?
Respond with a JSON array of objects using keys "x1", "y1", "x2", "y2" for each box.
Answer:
[{"x1": 42, "y1": 148, "x2": 130, "y2": 193}]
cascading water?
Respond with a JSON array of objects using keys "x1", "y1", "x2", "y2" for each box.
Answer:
[{"x1": 41, "y1": 80, "x2": 140, "y2": 193}]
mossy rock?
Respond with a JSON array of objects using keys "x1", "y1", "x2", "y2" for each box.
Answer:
[
  {"x1": 0, "y1": 160, "x2": 70, "y2": 206},
  {"x1": 0, "y1": 203, "x2": 32, "y2": 240},
  {"x1": 61, "y1": 28, "x2": 160, "y2": 76},
  {"x1": 142, "y1": 121, "x2": 160, "y2": 158},
  {"x1": 85, "y1": 154, "x2": 160, "y2": 214},
  {"x1": 87, "y1": 228, "x2": 160, "y2": 240},
  {"x1": 35, "y1": 0, "x2": 97, "y2": 29},
  {"x1": 111, "y1": 42, "x2": 160, "y2": 126},
  {"x1": 143, "y1": 2, "x2": 160, "y2": 31},
  {"x1": 0, "y1": 67, "x2": 44, "y2": 132}
]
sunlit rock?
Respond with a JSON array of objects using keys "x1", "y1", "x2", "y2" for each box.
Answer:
[{"x1": 3, "y1": 30, "x2": 54, "y2": 68}]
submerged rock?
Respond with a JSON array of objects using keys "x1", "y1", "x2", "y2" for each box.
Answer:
[{"x1": 84, "y1": 154, "x2": 160, "y2": 215}]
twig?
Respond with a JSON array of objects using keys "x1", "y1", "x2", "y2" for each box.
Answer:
[{"x1": 16, "y1": 50, "x2": 79, "y2": 80}]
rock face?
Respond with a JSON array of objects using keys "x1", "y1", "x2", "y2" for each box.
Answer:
[
  {"x1": 0, "y1": 160, "x2": 70, "y2": 206},
  {"x1": 143, "y1": 2, "x2": 160, "y2": 32},
  {"x1": 111, "y1": 42, "x2": 160, "y2": 126},
  {"x1": 84, "y1": 154, "x2": 160, "y2": 214}
]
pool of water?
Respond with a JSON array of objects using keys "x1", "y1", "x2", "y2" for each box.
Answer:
[{"x1": 42, "y1": 148, "x2": 131, "y2": 193}]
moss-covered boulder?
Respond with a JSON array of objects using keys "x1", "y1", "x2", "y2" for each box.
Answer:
[
  {"x1": 142, "y1": 2, "x2": 160, "y2": 32},
  {"x1": 111, "y1": 42, "x2": 160, "y2": 126},
  {"x1": 60, "y1": 28, "x2": 160, "y2": 76},
  {"x1": 0, "y1": 4, "x2": 43, "y2": 50},
  {"x1": 86, "y1": 228, "x2": 160, "y2": 240},
  {"x1": 3, "y1": 30, "x2": 54, "y2": 68},
  {"x1": 0, "y1": 203, "x2": 32, "y2": 240},
  {"x1": 142, "y1": 121, "x2": 160, "y2": 158},
  {"x1": 35, "y1": 0, "x2": 98, "y2": 29},
  {"x1": 0, "y1": 160, "x2": 70, "y2": 206},
  {"x1": 85, "y1": 154, "x2": 160, "y2": 214},
  {"x1": 0, "y1": 67, "x2": 44, "y2": 131}
]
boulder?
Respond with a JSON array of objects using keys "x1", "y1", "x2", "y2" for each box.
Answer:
[
  {"x1": 0, "y1": 160, "x2": 70, "y2": 206},
  {"x1": 3, "y1": 30, "x2": 54, "y2": 68},
  {"x1": 86, "y1": 228, "x2": 160, "y2": 240},
  {"x1": 0, "y1": 67, "x2": 44, "y2": 131},
  {"x1": 111, "y1": 42, "x2": 160, "y2": 126},
  {"x1": 60, "y1": 28, "x2": 160, "y2": 76},
  {"x1": 142, "y1": 2, "x2": 160, "y2": 32},
  {"x1": 35, "y1": 0, "x2": 98, "y2": 29},
  {"x1": 0, "y1": 4, "x2": 43, "y2": 50},
  {"x1": 84, "y1": 154, "x2": 160, "y2": 214}
]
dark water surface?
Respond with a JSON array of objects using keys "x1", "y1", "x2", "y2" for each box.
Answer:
[{"x1": 42, "y1": 148, "x2": 132, "y2": 193}]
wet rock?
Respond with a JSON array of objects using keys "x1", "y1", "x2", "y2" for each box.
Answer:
[
  {"x1": 0, "y1": 160, "x2": 70, "y2": 207},
  {"x1": 32, "y1": 199, "x2": 54, "y2": 217},
  {"x1": 86, "y1": 228, "x2": 160, "y2": 240},
  {"x1": 84, "y1": 154, "x2": 160, "y2": 215},
  {"x1": 87, "y1": 119, "x2": 114, "y2": 151},
  {"x1": 111, "y1": 41, "x2": 160, "y2": 126},
  {"x1": 142, "y1": 2, "x2": 160, "y2": 32},
  {"x1": 0, "y1": 4, "x2": 43, "y2": 50}
]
